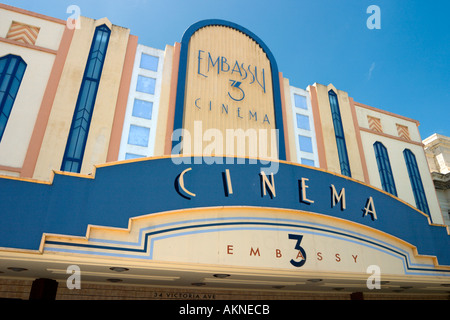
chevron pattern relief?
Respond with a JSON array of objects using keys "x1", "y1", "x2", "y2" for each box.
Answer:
[
  {"x1": 396, "y1": 124, "x2": 410, "y2": 140},
  {"x1": 367, "y1": 116, "x2": 383, "y2": 133},
  {"x1": 6, "y1": 21, "x2": 40, "y2": 45}
]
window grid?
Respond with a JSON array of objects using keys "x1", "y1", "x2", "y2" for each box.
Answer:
[
  {"x1": 61, "y1": 25, "x2": 111, "y2": 173},
  {"x1": 290, "y1": 89, "x2": 318, "y2": 167},
  {"x1": 328, "y1": 90, "x2": 351, "y2": 177},
  {"x1": 373, "y1": 142, "x2": 397, "y2": 196},
  {"x1": 0, "y1": 54, "x2": 27, "y2": 142},
  {"x1": 403, "y1": 149, "x2": 430, "y2": 215},
  {"x1": 118, "y1": 46, "x2": 164, "y2": 161}
]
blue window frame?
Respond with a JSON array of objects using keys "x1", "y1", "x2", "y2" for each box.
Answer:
[
  {"x1": 132, "y1": 99, "x2": 153, "y2": 119},
  {"x1": 136, "y1": 75, "x2": 156, "y2": 94},
  {"x1": 328, "y1": 90, "x2": 351, "y2": 177},
  {"x1": 298, "y1": 135, "x2": 313, "y2": 153},
  {"x1": 140, "y1": 53, "x2": 159, "y2": 71},
  {"x1": 128, "y1": 125, "x2": 150, "y2": 147},
  {"x1": 403, "y1": 149, "x2": 430, "y2": 215},
  {"x1": 294, "y1": 94, "x2": 308, "y2": 110},
  {"x1": 373, "y1": 142, "x2": 397, "y2": 196},
  {"x1": 61, "y1": 25, "x2": 110, "y2": 173},
  {"x1": 0, "y1": 54, "x2": 27, "y2": 142},
  {"x1": 296, "y1": 114, "x2": 310, "y2": 130}
]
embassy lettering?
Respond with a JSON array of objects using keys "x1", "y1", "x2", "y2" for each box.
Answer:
[{"x1": 197, "y1": 49, "x2": 266, "y2": 93}]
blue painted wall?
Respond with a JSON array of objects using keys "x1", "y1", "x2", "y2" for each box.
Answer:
[{"x1": 0, "y1": 157, "x2": 449, "y2": 267}]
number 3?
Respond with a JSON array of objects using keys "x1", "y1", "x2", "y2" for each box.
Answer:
[{"x1": 288, "y1": 234, "x2": 307, "y2": 267}]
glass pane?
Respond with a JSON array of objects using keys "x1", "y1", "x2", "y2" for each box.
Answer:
[
  {"x1": 301, "y1": 158, "x2": 315, "y2": 166},
  {"x1": 125, "y1": 153, "x2": 145, "y2": 160},
  {"x1": 0, "y1": 74, "x2": 11, "y2": 92},
  {"x1": 296, "y1": 114, "x2": 310, "y2": 130},
  {"x1": 0, "y1": 114, "x2": 7, "y2": 137},
  {"x1": 15, "y1": 61, "x2": 26, "y2": 79},
  {"x1": 294, "y1": 94, "x2": 307, "y2": 109},
  {"x1": 136, "y1": 75, "x2": 156, "y2": 94},
  {"x1": 298, "y1": 135, "x2": 313, "y2": 153},
  {"x1": 0, "y1": 58, "x2": 6, "y2": 73},
  {"x1": 132, "y1": 99, "x2": 153, "y2": 119},
  {"x1": 140, "y1": 54, "x2": 159, "y2": 71},
  {"x1": 6, "y1": 58, "x2": 17, "y2": 75},
  {"x1": 128, "y1": 125, "x2": 150, "y2": 147}
]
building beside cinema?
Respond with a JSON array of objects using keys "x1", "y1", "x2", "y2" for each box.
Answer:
[
  {"x1": 0, "y1": 4, "x2": 449, "y2": 300},
  {"x1": 424, "y1": 134, "x2": 450, "y2": 227}
]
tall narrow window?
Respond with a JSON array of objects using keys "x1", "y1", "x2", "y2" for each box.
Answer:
[
  {"x1": 373, "y1": 142, "x2": 397, "y2": 196},
  {"x1": 403, "y1": 149, "x2": 430, "y2": 215},
  {"x1": 61, "y1": 25, "x2": 111, "y2": 173},
  {"x1": 328, "y1": 90, "x2": 351, "y2": 177},
  {"x1": 0, "y1": 54, "x2": 27, "y2": 142}
]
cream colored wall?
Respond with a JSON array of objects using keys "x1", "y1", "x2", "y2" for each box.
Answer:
[
  {"x1": 0, "y1": 9, "x2": 64, "y2": 171},
  {"x1": 313, "y1": 83, "x2": 365, "y2": 182},
  {"x1": 282, "y1": 77, "x2": 297, "y2": 163},
  {"x1": 153, "y1": 44, "x2": 174, "y2": 156},
  {"x1": 183, "y1": 26, "x2": 276, "y2": 158},
  {"x1": 357, "y1": 107, "x2": 444, "y2": 224},
  {"x1": 356, "y1": 106, "x2": 422, "y2": 143},
  {"x1": 33, "y1": 17, "x2": 130, "y2": 180},
  {"x1": 0, "y1": 8, "x2": 64, "y2": 51},
  {"x1": 81, "y1": 21, "x2": 130, "y2": 174}
]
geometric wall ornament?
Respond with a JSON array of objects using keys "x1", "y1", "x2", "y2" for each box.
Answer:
[
  {"x1": 367, "y1": 116, "x2": 383, "y2": 133},
  {"x1": 6, "y1": 21, "x2": 40, "y2": 45},
  {"x1": 396, "y1": 124, "x2": 410, "y2": 141}
]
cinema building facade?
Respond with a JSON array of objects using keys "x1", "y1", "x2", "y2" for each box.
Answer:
[{"x1": 0, "y1": 4, "x2": 449, "y2": 300}]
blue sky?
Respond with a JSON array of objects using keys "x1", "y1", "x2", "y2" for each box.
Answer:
[{"x1": 6, "y1": 0, "x2": 450, "y2": 139}]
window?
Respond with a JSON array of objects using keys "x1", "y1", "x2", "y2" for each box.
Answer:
[
  {"x1": 132, "y1": 99, "x2": 153, "y2": 120},
  {"x1": 298, "y1": 135, "x2": 313, "y2": 153},
  {"x1": 301, "y1": 158, "x2": 315, "y2": 166},
  {"x1": 296, "y1": 114, "x2": 310, "y2": 130},
  {"x1": 61, "y1": 25, "x2": 110, "y2": 173},
  {"x1": 140, "y1": 53, "x2": 159, "y2": 71},
  {"x1": 328, "y1": 90, "x2": 351, "y2": 177},
  {"x1": 0, "y1": 54, "x2": 27, "y2": 142},
  {"x1": 128, "y1": 125, "x2": 150, "y2": 147},
  {"x1": 373, "y1": 142, "x2": 397, "y2": 196},
  {"x1": 403, "y1": 149, "x2": 430, "y2": 215},
  {"x1": 125, "y1": 153, "x2": 145, "y2": 160},
  {"x1": 136, "y1": 75, "x2": 156, "y2": 94},
  {"x1": 294, "y1": 94, "x2": 307, "y2": 110}
]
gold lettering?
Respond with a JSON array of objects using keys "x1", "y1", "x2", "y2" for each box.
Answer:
[
  {"x1": 300, "y1": 178, "x2": 314, "y2": 204},
  {"x1": 331, "y1": 185, "x2": 346, "y2": 210},
  {"x1": 363, "y1": 197, "x2": 377, "y2": 220},
  {"x1": 179, "y1": 168, "x2": 196, "y2": 197},
  {"x1": 225, "y1": 169, "x2": 233, "y2": 195},
  {"x1": 260, "y1": 172, "x2": 276, "y2": 198}
]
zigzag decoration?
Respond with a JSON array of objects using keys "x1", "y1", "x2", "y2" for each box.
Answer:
[
  {"x1": 6, "y1": 21, "x2": 40, "y2": 45},
  {"x1": 397, "y1": 124, "x2": 410, "y2": 140},
  {"x1": 367, "y1": 116, "x2": 383, "y2": 133}
]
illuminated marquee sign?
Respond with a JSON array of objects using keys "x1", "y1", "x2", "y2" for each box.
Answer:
[{"x1": 172, "y1": 20, "x2": 286, "y2": 160}]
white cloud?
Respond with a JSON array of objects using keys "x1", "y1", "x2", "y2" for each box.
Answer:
[{"x1": 367, "y1": 62, "x2": 376, "y2": 80}]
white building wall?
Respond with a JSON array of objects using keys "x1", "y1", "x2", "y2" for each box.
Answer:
[
  {"x1": 0, "y1": 8, "x2": 64, "y2": 171},
  {"x1": 356, "y1": 106, "x2": 444, "y2": 224},
  {"x1": 118, "y1": 44, "x2": 165, "y2": 160},
  {"x1": 289, "y1": 86, "x2": 319, "y2": 167}
]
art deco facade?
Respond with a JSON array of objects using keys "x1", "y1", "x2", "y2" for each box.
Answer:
[{"x1": 0, "y1": 4, "x2": 448, "y2": 300}]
